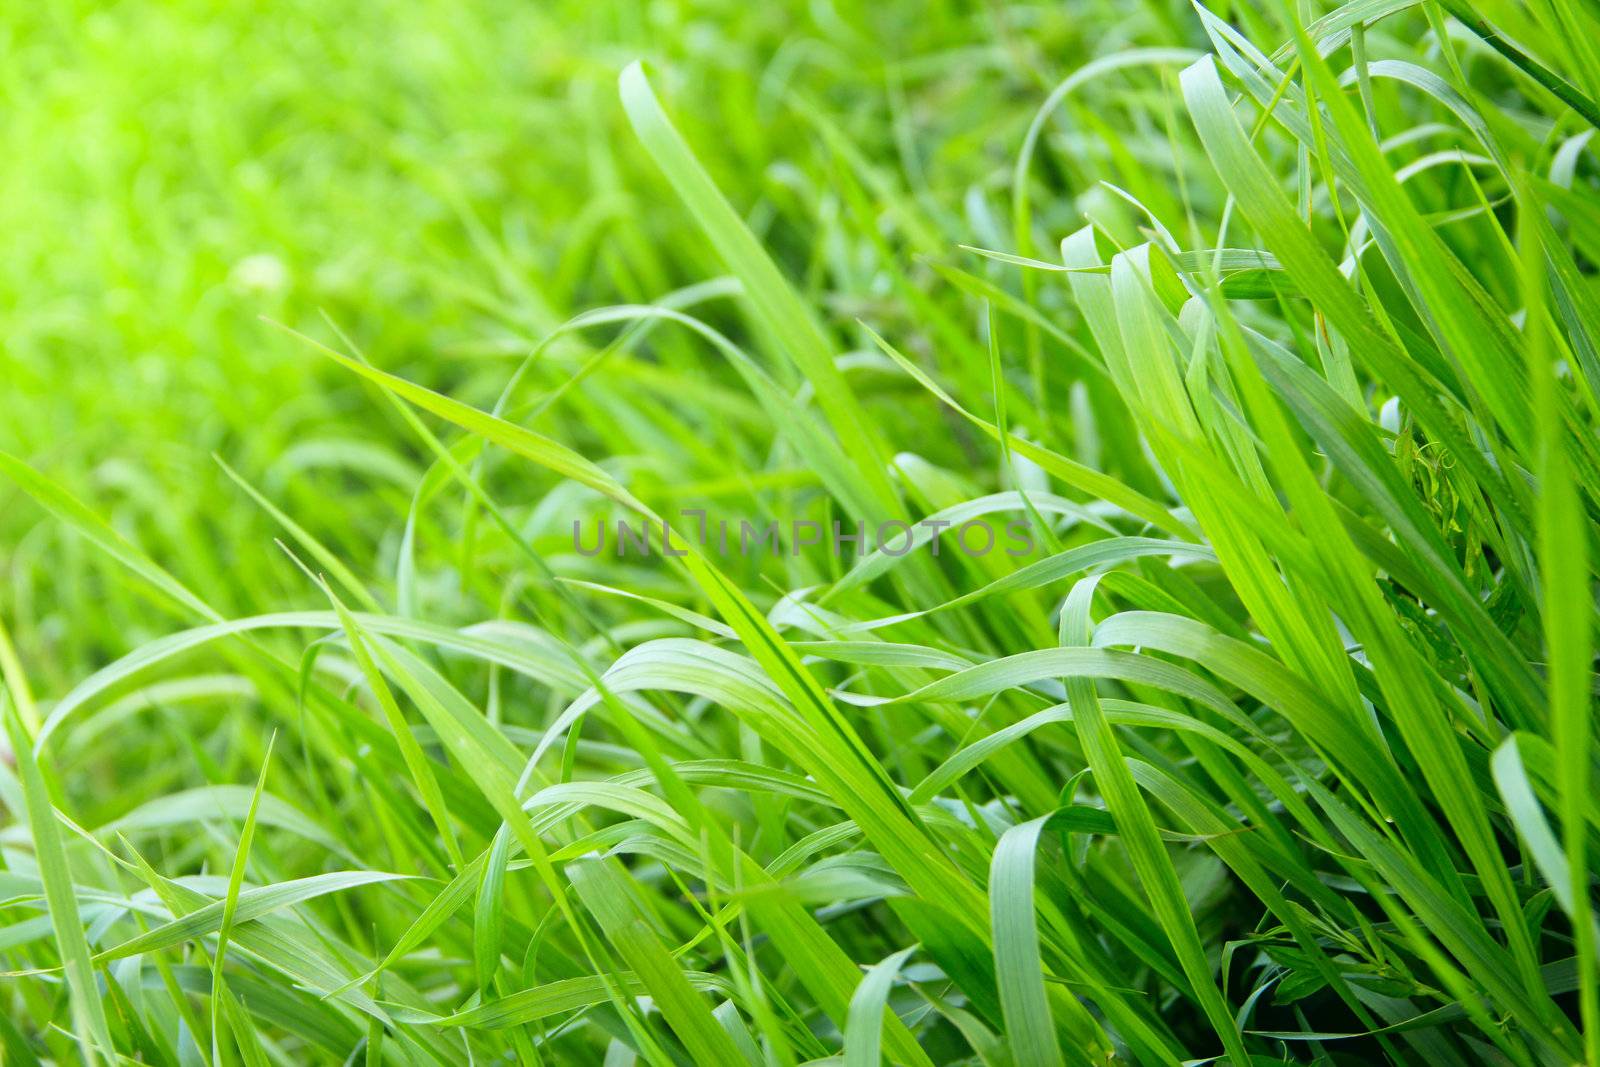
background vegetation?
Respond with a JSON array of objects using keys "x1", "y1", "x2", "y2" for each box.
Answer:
[{"x1": 3, "y1": 0, "x2": 1599, "y2": 1063}]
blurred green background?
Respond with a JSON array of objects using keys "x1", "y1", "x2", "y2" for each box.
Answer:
[{"x1": 1, "y1": 0, "x2": 1116, "y2": 689}]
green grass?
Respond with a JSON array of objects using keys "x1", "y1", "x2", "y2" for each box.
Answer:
[{"x1": 2, "y1": 0, "x2": 1599, "y2": 1063}]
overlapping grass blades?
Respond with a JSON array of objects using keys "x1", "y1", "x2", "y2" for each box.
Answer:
[{"x1": 2, "y1": 0, "x2": 1599, "y2": 1063}]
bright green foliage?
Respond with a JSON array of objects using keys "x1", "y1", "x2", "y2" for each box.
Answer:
[{"x1": 2, "y1": 0, "x2": 1599, "y2": 1063}]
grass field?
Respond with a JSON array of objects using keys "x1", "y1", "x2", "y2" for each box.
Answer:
[{"x1": 3, "y1": 0, "x2": 1600, "y2": 1063}]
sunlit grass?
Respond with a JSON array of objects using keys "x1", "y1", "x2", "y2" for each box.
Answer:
[{"x1": 3, "y1": 0, "x2": 1600, "y2": 1063}]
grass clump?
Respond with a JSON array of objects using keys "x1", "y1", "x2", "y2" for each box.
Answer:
[{"x1": 3, "y1": 0, "x2": 1600, "y2": 1063}]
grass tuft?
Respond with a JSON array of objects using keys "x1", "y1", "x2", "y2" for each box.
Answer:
[{"x1": 3, "y1": 0, "x2": 1599, "y2": 1062}]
